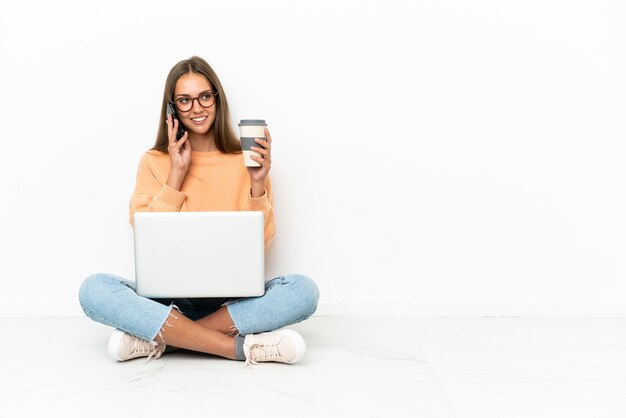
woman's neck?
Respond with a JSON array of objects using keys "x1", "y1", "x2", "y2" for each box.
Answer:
[{"x1": 188, "y1": 130, "x2": 217, "y2": 152}]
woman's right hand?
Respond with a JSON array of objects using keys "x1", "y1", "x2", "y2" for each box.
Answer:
[{"x1": 165, "y1": 114, "x2": 191, "y2": 190}]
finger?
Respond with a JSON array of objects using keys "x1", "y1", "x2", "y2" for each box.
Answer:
[
  {"x1": 166, "y1": 114, "x2": 176, "y2": 146},
  {"x1": 182, "y1": 134, "x2": 191, "y2": 151},
  {"x1": 265, "y1": 128, "x2": 272, "y2": 144},
  {"x1": 252, "y1": 149, "x2": 270, "y2": 166},
  {"x1": 255, "y1": 137, "x2": 271, "y2": 152},
  {"x1": 252, "y1": 152, "x2": 270, "y2": 166},
  {"x1": 252, "y1": 144, "x2": 269, "y2": 156},
  {"x1": 251, "y1": 154, "x2": 265, "y2": 165},
  {"x1": 178, "y1": 131, "x2": 189, "y2": 147},
  {"x1": 171, "y1": 119, "x2": 184, "y2": 147},
  {"x1": 168, "y1": 127, "x2": 185, "y2": 151}
]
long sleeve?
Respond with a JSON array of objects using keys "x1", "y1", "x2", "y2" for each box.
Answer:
[
  {"x1": 129, "y1": 152, "x2": 186, "y2": 226},
  {"x1": 244, "y1": 175, "x2": 276, "y2": 253}
]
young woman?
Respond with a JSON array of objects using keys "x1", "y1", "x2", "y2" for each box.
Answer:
[{"x1": 78, "y1": 56, "x2": 319, "y2": 365}]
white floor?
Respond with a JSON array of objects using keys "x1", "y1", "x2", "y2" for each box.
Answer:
[{"x1": 1, "y1": 316, "x2": 625, "y2": 418}]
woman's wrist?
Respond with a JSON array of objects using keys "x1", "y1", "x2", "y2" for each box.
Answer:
[
  {"x1": 166, "y1": 169, "x2": 187, "y2": 191},
  {"x1": 250, "y1": 181, "x2": 266, "y2": 198}
]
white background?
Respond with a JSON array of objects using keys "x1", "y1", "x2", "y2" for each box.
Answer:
[{"x1": 0, "y1": 0, "x2": 624, "y2": 317}]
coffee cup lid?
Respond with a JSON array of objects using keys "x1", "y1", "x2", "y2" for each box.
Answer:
[{"x1": 238, "y1": 119, "x2": 267, "y2": 126}]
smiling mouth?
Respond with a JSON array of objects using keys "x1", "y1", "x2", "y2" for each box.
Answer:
[{"x1": 191, "y1": 116, "x2": 207, "y2": 122}]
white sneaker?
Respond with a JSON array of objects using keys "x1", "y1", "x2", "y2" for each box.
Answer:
[
  {"x1": 107, "y1": 329, "x2": 166, "y2": 362},
  {"x1": 243, "y1": 329, "x2": 307, "y2": 366}
]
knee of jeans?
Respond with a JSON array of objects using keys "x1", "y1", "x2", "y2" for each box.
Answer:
[
  {"x1": 285, "y1": 274, "x2": 320, "y2": 319},
  {"x1": 78, "y1": 273, "x2": 115, "y2": 314}
]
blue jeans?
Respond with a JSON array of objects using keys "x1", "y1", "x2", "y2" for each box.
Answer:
[{"x1": 78, "y1": 273, "x2": 319, "y2": 342}]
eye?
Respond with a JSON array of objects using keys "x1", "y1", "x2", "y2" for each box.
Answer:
[
  {"x1": 178, "y1": 98, "x2": 190, "y2": 105},
  {"x1": 201, "y1": 92, "x2": 212, "y2": 100}
]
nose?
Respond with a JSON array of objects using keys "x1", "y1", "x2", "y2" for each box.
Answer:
[{"x1": 191, "y1": 98, "x2": 204, "y2": 113}]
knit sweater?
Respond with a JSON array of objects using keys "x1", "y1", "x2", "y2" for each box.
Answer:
[{"x1": 129, "y1": 149, "x2": 275, "y2": 252}]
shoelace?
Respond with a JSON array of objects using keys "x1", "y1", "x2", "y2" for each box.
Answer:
[
  {"x1": 245, "y1": 342, "x2": 282, "y2": 367},
  {"x1": 131, "y1": 337, "x2": 163, "y2": 363}
]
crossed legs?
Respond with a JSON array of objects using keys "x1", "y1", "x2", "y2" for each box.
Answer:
[
  {"x1": 155, "y1": 306, "x2": 238, "y2": 360},
  {"x1": 79, "y1": 273, "x2": 320, "y2": 361}
]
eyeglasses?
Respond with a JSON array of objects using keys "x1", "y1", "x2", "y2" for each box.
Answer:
[{"x1": 171, "y1": 90, "x2": 219, "y2": 112}]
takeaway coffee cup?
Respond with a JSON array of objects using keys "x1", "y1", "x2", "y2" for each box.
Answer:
[{"x1": 238, "y1": 119, "x2": 268, "y2": 167}]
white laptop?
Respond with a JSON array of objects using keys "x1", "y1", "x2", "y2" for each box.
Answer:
[{"x1": 133, "y1": 211, "x2": 265, "y2": 298}]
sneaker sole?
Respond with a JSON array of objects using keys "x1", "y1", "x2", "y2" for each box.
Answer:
[
  {"x1": 107, "y1": 329, "x2": 126, "y2": 361},
  {"x1": 274, "y1": 329, "x2": 307, "y2": 363}
]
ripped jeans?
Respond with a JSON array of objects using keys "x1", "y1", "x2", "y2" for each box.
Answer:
[{"x1": 78, "y1": 273, "x2": 320, "y2": 343}]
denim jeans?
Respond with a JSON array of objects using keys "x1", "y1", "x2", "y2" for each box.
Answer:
[{"x1": 78, "y1": 273, "x2": 319, "y2": 342}]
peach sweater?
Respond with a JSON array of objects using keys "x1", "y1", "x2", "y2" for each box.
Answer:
[{"x1": 129, "y1": 149, "x2": 275, "y2": 252}]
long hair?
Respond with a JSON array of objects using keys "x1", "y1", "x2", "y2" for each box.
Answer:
[{"x1": 152, "y1": 56, "x2": 241, "y2": 154}]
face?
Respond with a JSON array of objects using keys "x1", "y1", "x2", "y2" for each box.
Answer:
[{"x1": 173, "y1": 72, "x2": 217, "y2": 135}]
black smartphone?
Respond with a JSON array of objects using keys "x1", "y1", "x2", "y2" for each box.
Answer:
[{"x1": 166, "y1": 102, "x2": 186, "y2": 141}]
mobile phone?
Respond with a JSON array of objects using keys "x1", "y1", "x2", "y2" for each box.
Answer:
[{"x1": 166, "y1": 102, "x2": 186, "y2": 141}]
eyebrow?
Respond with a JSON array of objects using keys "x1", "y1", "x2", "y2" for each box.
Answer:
[{"x1": 174, "y1": 90, "x2": 214, "y2": 99}]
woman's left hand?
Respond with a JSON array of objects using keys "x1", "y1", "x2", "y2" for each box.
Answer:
[{"x1": 247, "y1": 128, "x2": 272, "y2": 186}]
